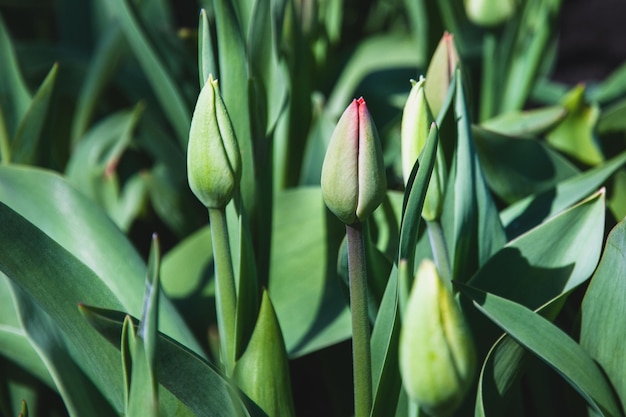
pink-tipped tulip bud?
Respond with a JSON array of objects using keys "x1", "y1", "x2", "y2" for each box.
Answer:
[
  {"x1": 321, "y1": 97, "x2": 387, "y2": 224},
  {"x1": 187, "y1": 74, "x2": 242, "y2": 209},
  {"x1": 425, "y1": 33, "x2": 460, "y2": 119},
  {"x1": 399, "y1": 260, "x2": 476, "y2": 417}
]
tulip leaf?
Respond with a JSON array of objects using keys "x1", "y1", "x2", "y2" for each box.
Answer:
[
  {"x1": 0, "y1": 165, "x2": 201, "y2": 354},
  {"x1": 9, "y1": 284, "x2": 117, "y2": 417},
  {"x1": 459, "y1": 283, "x2": 623, "y2": 417},
  {"x1": 106, "y1": 0, "x2": 191, "y2": 145},
  {"x1": 501, "y1": 150, "x2": 626, "y2": 238},
  {"x1": 11, "y1": 63, "x2": 58, "y2": 165},
  {"x1": 480, "y1": 106, "x2": 566, "y2": 137},
  {"x1": 0, "y1": 13, "x2": 30, "y2": 145},
  {"x1": 473, "y1": 126, "x2": 579, "y2": 204},
  {"x1": 471, "y1": 190, "x2": 605, "y2": 311},
  {"x1": 79, "y1": 305, "x2": 254, "y2": 417},
  {"x1": 546, "y1": 84, "x2": 603, "y2": 166},
  {"x1": 269, "y1": 187, "x2": 351, "y2": 357},
  {"x1": 446, "y1": 71, "x2": 506, "y2": 282},
  {"x1": 581, "y1": 218, "x2": 626, "y2": 413},
  {"x1": 370, "y1": 271, "x2": 401, "y2": 417},
  {"x1": 198, "y1": 9, "x2": 217, "y2": 87}
]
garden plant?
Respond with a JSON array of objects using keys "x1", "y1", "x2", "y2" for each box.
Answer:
[{"x1": 1, "y1": 0, "x2": 626, "y2": 416}]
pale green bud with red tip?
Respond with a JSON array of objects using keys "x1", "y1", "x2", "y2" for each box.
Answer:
[
  {"x1": 187, "y1": 74, "x2": 241, "y2": 209},
  {"x1": 401, "y1": 79, "x2": 445, "y2": 221},
  {"x1": 399, "y1": 259, "x2": 476, "y2": 417},
  {"x1": 464, "y1": 0, "x2": 517, "y2": 27},
  {"x1": 321, "y1": 97, "x2": 387, "y2": 224},
  {"x1": 425, "y1": 32, "x2": 460, "y2": 119}
]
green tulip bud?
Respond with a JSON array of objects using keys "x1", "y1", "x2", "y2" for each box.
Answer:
[
  {"x1": 464, "y1": 0, "x2": 517, "y2": 27},
  {"x1": 401, "y1": 79, "x2": 445, "y2": 221},
  {"x1": 425, "y1": 32, "x2": 460, "y2": 119},
  {"x1": 321, "y1": 97, "x2": 387, "y2": 224},
  {"x1": 187, "y1": 74, "x2": 241, "y2": 209},
  {"x1": 399, "y1": 259, "x2": 476, "y2": 417}
]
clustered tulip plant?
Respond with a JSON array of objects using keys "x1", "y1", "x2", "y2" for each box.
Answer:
[{"x1": 0, "y1": 1, "x2": 626, "y2": 417}]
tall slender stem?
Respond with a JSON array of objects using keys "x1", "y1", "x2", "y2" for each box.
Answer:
[
  {"x1": 346, "y1": 222, "x2": 372, "y2": 417},
  {"x1": 208, "y1": 207, "x2": 237, "y2": 375}
]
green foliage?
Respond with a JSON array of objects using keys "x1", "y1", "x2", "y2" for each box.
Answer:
[{"x1": 0, "y1": 0, "x2": 626, "y2": 416}]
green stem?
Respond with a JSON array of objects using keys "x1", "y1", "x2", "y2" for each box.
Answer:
[
  {"x1": 479, "y1": 32, "x2": 497, "y2": 122},
  {"x1": 0, "y1": 106, "x2": 11, "y2": 164},
  {"x1": 208, "y1": 207, "x2": 237, "y2": 375},
  {"x1": 426, "y1": 220, "x2": 453, "y2": 290},
  {"x1": 345, "y1": 223, "x2": 372, "y2": 417}
]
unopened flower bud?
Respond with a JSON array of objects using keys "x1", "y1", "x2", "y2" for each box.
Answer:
[
  {"x1": 187, "y1": 74, "x2": 241, "y2": 209},
  {"x1": 425, "y1": 33, "x2": 460, "y2": 119},
  {"x1": 401, "y1": 79, "x2": 445, "y2": 221},
  {"x1": 399, "y1": 260, "x2": 476, "y2": 417},
  {"x1": 464, "y1": 0, "x2": 517, "y2": 27},
  {"x1": 321, "y1": 97, "x2": 387, "y2": 224}
]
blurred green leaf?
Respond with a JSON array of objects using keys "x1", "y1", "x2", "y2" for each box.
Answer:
[
  {"x1": 11, "y1": 63, "x2": 58, "y2": 165},
  {"x1": 0, "y1": 13, "x2": 30, "y2": 146},
  {"x1": 474, "y1": 126, "x2": 579, "y2": 204},
  {"x1": 198, "y1": 9, "x2": 216, "y2": 88},
  {"x1": 106, "y1": 0, "x2": 191, "y2": 145},
  {"x1": 460, "y1": 283, "x2": 623, "y2": 417},
  {"x1": 480, "y1": 106, "x2": 566, "y2": 137},
  {"x1": 269, "y1": 187, "x2": 351, "y2": 357},
  {"x1": 546, "y1": 84, "x2": 603, "y2": 166},
  {"x1": 589, "y1": 62, "x2": 626, "y2": 105},
  {"x1": 598, "y1": 97, "x2": 626, "y2": 134},
  {"x1": 501, "y1": 151, "x2": 626, "y2": 238},
  {"x1": 581, "y1": 218, "x2": 626, "y2": 413}
]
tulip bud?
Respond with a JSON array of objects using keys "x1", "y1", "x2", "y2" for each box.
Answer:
[
  {"x1": 399, "y1": 260, "x2": 476, "y2": 417},
  {"x1": 401, "y1": 79, "x2": 445, "y2": 221},
  {"x1": 425, "y1": 33, "x2": 460, "y2": 119},
  {"x1": 187, "y1": 74, "x2": 241, "y2": 209},
  {"x1": 464, "y1": 0, "x2": 517, "y2": 27},
  {"x1": 321, "y1": 97, "x2": 387, "y2": 224}
]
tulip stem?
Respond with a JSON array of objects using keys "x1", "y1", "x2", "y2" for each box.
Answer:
[
  {"x1": 208, "y1": 207, "x2": 237, "y2": 376},
  {"x1": 346, "y1": 222, "x2": 373, "y2": 417},
  {"x1": 426, "y1": 220, "x2": 453, "y2": 289}
]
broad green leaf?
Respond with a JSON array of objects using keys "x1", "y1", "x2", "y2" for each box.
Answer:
[
  {"x1": 11, "y1": 63, "x2": 58, "y2": 165},
  {"x1": 608, "y1": 169, "x2": 626, "y2": 221},
  {"x1": 0, "y1": 274, "x2": 53, "y2": 389},
  {"x1": 479, "y1": 106, "x2": 566, "y2": 137},
  {"x1": 501, "y1": 150, "x2": 626, "y2": 238},
  {"x1": 471, "y1": 191, "x2": 605, "y2": 311},
  {"x1": 79, "y1": 305, "x2": 253, "y2": 417},
  {"x1": 0, "y1": 13, "x2": 30, "y2": 145},
  {"x1": 473, "y1": 126, "x2": 579, "y2": 204},
  {"x1": 269, "y1": 187, "x2": 351, "y2": 357},
  {"x1": 0, "y1": 166, "x2": 202, "y2": 354},
  {"x1": 460, "y1": 284, "x2": 622, "y2": 417},
  {"x1": 546, "y1": 84, "x2": 603, "y2": 165},
  {"x1": 10, "y1": 284, "x2": 116, "y2": 417},
  {"x1": 106, "y1": 0, "x2": 191, "y2": 145},
  {"x1": 589, "y1": 62, "x2": 626, "y2": 104},
  {"x1": 581, "y1": 219, "x2": 626, "y2": 413}
]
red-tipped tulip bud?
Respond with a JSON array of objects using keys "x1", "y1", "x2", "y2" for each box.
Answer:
[
  {"x1": 400, "y1": 260, "x2": 476, "y2": 417},
  {"x1": 187, "y1": 74, "x2": 241, "y2": 209},
  {"x1": 321, "y1": 97, "x2": 387, "y2": 224}
]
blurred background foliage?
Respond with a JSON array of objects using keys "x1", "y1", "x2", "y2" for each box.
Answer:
[{"x1": 1, "y1": 0, "x2": 626, "y2": 416}]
